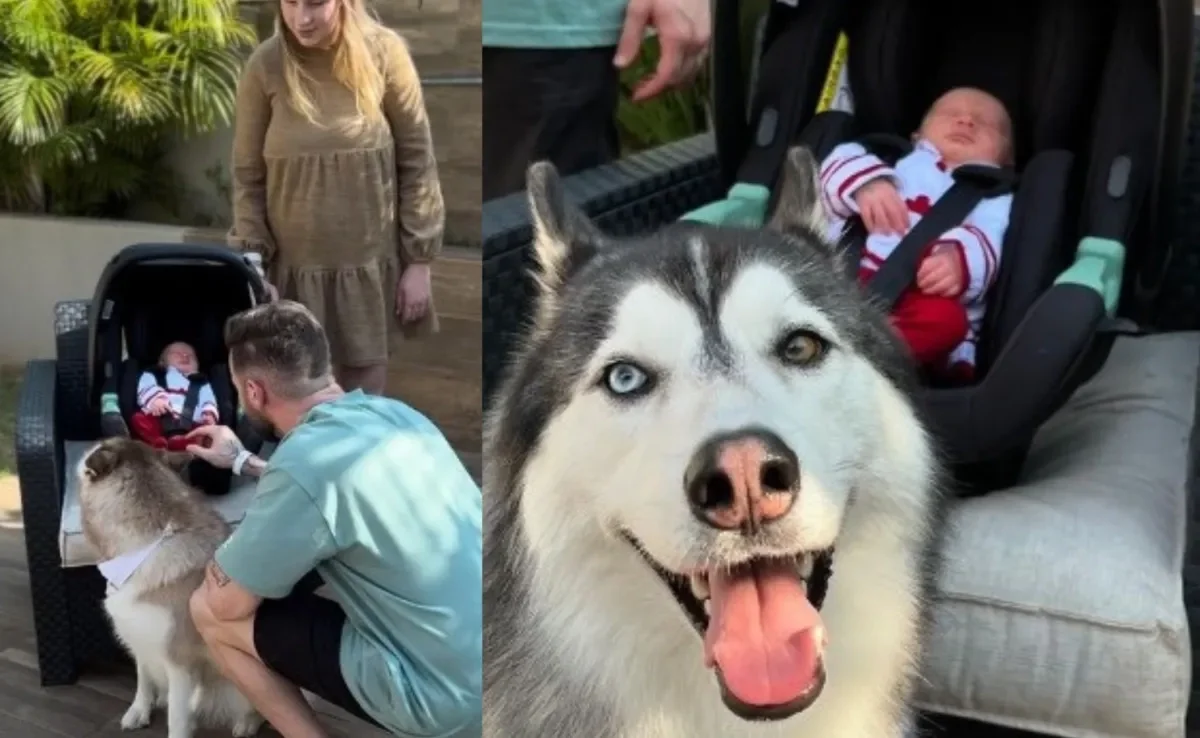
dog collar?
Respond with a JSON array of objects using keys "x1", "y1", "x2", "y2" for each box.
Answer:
[{"x1": 97, "y1": 533, "x2": 169, "y2": 591}]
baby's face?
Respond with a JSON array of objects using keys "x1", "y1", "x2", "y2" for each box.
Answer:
[
  {"x1": 919, "y1": 88, "x2": 1012, "y2": 166},
  {"x1": 161, "y1": 342, "x2": 198, "y2": 375}
]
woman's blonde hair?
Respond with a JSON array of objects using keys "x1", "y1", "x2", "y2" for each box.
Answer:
[{"x1": 277, "y1": 0, "x2": 386, "y2": 126}]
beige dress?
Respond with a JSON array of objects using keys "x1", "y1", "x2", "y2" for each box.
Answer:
[{"x1": 227, "y1": 30, "x2": 443, "y2": 367}]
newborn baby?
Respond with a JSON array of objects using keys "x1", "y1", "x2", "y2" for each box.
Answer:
[
  {"x1": 820, "y1": 86, "x2": 1014, "y2": 380},
  {"x1": 130, "y1": 341, "x2": 218, "y2": 451}
]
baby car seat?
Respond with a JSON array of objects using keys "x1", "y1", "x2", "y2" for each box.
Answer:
[
  {"x1": 693, "y1": 0, "x2": 1187, "y2": 491},
  {"x1": 86, "y1": 244, "x2": 270, "y2": 496}
]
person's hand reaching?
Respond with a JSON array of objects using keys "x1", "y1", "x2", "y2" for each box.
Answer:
[
  {"x1": 614, "y1": 0, "x2": 712, "y2": 102},
  {"x1": 184, "y1": 424, "x2": 245, "y2": 470},
  {"x1": 146, "y1": 395, "x2": 173, "y2": 417},
  {"x1": 853, "y1": 179, "x2": 909, "y2": 236},
  {"x1": 917, "y1": 246, "x2": 966, "y2": 297}
]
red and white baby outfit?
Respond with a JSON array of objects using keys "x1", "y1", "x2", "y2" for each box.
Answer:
[
  {"x1": 820, "y1": 139, "x2": 1012, "y2": 376},
  {"x1": 130, "y1": 367, "x2": 218, "y2": 451}
]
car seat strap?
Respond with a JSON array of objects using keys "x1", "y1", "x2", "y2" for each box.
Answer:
[
  {"x1": 867, "y1": 164, "x2": 1017, "y2": 309},
  {"x1": 180, "y1": 374, "x2": 205, "y2": 425},
  {"x1": 859, "y1": 132, "x2": 913, "y2": 166}
]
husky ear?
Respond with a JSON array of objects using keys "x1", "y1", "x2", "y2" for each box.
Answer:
[
  {"x1": 526, "y1": 161, "x2": 607, "y2": 295},
  {"x1": 83, "y1": 443, "x2": 120, "y2": 481},
  {"x1": 768, "y1": 146, "x2": 830, "y2": 238}
]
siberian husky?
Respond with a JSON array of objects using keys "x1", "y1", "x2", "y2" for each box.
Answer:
[
  {"x1": 77, "y1": 437, "x2": 263, "y2": 738},
  {"x1": 482, "y1": 147, "x2": 947, "y2": 737}
]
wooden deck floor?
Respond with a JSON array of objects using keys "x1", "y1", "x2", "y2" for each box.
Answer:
[
  {"x1": 0, "y1": 525, "x2": 391, "y2": 737},
  {"x1": 387, "y1": 246, "x2": 482, "y2": 457}
]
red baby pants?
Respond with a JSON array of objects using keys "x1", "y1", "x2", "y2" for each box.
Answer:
[
  {"x1": 859, "y1": 268, "x2": 968, "y2": 368},
  {"x1": 890, "y1": 290, "x2": 969, "y2": 366},
  {"x1": 130, "y1": 412, "x2": 193, "y2": 452}
]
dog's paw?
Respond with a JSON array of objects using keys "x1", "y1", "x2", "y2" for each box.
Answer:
[
  {"x1": 231, "y1": 712, "x2": 264, "y2": 737},
  {"x1": 120, "y1": 702, "x2": 153, "y2": 730}
]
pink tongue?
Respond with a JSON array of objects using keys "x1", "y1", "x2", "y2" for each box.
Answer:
[{"x1": 704, "y1": 560, "x2": 824, "y2": 707}]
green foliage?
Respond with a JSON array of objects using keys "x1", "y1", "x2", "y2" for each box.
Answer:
[
  {"x1": 615, "y1": 35, "x2": 710, "y2": 155},
  {"x1": 615, "y1": 0, "x2": 772, "y2": 155},
  {"x1": 0, "y1": 0, "x2": 256, "y2": 216}
]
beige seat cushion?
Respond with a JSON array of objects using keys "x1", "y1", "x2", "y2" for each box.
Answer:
[
  {"x1": 58, "y1": 440, "x2": 274, "y2": 568},
  {"x1": 916, "y1": 332, "x2": 1196, "y2": 738}
]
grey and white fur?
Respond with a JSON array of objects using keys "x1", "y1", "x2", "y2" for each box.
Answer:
[
  {"x1": 483, "y1": 147, "x2": 949, "y2": 737},
  {"x1": 78, "y1": 437, "x2": 263, "y2": 738}
]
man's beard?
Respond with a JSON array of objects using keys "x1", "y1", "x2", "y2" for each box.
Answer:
[{"x1": 242, "y1": 407, "x2": 281, "y2": 444}]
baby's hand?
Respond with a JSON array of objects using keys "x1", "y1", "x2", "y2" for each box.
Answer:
[
  {"x1": 854, "y1": 179, "x2": 909, "y2": 236},
  {"x1": 146, "y1": 395, "x2": 172, "y2": 417},
  {"x1": 917, "y1": 246, "x2": 965, "y2": 297}
]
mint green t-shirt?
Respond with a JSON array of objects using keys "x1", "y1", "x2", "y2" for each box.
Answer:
[
  {"x1": 215, "y1": 391, "x2": 481, "y2": 737},
  {"x1": 483, "y1": 0, "x2": 626, "y2": 48}
]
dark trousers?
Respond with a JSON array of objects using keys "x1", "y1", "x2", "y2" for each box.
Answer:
[
  {"x1": 483, "y1": 47, "x2": 622, "y2": 200},
  {"x1": 253, "y1": 570, "x2": 385, "y2": 729}
]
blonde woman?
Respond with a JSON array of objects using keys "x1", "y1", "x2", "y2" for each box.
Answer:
[{"x1": 228, "y1": 0, "x2": 443, "y2": 395}]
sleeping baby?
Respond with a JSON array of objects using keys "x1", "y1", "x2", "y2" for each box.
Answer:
[
  {"x1": 129, "y1": 341, "x2": 218, "y2": 451},
  {"x1": 819, "y1": 86, "x2": 1015, "y2": 381}
]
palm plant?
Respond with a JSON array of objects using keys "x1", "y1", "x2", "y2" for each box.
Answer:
[{"x1": 0, "y1": 0, "x2": 256, "y2": 216}]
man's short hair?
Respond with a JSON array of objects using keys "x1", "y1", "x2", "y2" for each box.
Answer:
[{"x1": 224, "y1": 301, "x2": 332, "y2": 398}]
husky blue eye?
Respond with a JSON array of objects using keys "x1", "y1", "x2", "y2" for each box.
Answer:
[
  {"x1": 777, "y1": 329, "x2": 828, "y2": 367},
  {"x1": 603, "y1": 361, "x2": 651, "y2": 396}
]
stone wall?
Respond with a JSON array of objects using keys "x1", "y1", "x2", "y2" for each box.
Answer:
[{"x1": 375, "y1": 0, "x2": 481, "y2": 247}]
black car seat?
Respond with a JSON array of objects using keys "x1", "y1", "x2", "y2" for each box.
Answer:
[
  {"x1": 723, "y1": 0, "x2": 1159, "y2": 490},
  {"x1": 88, "y1": 245, "x2": 269, "y2": 496}
]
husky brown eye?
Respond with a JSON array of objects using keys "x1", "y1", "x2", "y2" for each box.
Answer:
[{"x1": 776, "y1": 329, "x2": 827, "y2": 367}]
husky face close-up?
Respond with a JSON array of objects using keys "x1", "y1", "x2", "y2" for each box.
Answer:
[{"x1": 484, "y1": 148, "x2": 946, "y2": 738}]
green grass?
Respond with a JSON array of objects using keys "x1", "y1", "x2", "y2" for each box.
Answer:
[
  {"x1": 616, "y1": 36, "x2": 711, "y2": 155},
  {"x1": 0, "y1": 365, "x2": 22, "y2": 478},
  {"x1": 613, "y1": 0, "x2": 773, "y2": 155}
]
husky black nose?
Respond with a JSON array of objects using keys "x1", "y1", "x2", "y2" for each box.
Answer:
[{"x1": 684, "y1": 427, "x2": 799, "y2": 532}]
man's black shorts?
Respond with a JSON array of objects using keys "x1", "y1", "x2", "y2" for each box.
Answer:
[{"x1": 253, "y1": 589, "x2": 384, "y2": 730}]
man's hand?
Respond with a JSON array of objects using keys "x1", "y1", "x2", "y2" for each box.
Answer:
[
  {"x1": 185, "y1": 424, "x2": 245, "y2": 470},
  {"x1": 854, "y1": 179, "x2": 909, "y2": 236},
  {"x1": 917, "y1": 247, "x2": 966, "y2": 297},
  {"x1": 614, "y1": 0, "x2": 711, "y2": 102}
]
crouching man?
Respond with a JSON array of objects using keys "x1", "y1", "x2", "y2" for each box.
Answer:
[{"x1": 186, "y1": 301, "x2": 481, "y2": 738}]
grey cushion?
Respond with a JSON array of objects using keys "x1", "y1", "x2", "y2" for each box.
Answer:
[
  {"x1": 915, "y1": 333, "x2": 1196, "y2": 738},
  {"x1": 58, "y1": 440, "x2": 274, "y2": 568}
]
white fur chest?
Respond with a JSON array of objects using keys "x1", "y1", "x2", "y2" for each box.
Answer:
[{"x1": 105, "y1": 586, "x2": 176, "y2": 675}]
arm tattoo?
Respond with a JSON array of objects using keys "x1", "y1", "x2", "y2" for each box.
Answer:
[
  {"x1": 208, "y1": 561, "x2": 232, "y2": 587},
  {"x1": 217, "y1": 437, "x2": 245, "y2": 465}
]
